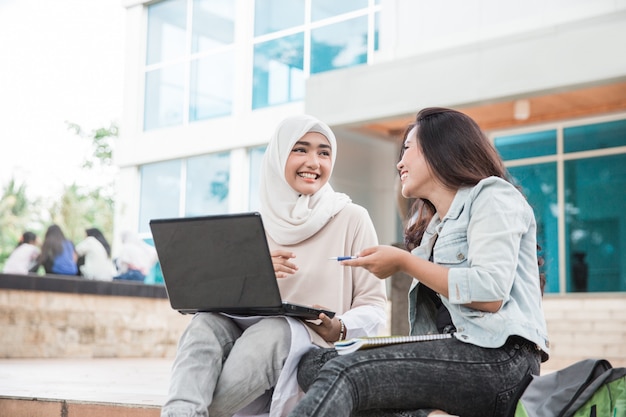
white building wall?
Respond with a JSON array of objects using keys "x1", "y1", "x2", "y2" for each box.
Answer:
[
  {"x1": 307, "y1": 3, "x2": 626, "y2": 125},
  {"x1": 331, "y1": 131, "x2": 399, "y2": 246},
  {"x1": 381, "y1": 0, "x2": 625, "y2": 60}
]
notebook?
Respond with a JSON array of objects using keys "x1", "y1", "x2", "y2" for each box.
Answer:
[{"x1": 149, "y1": 212, "x2": 335, "y2": 320}]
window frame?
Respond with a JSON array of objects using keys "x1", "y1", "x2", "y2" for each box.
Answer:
[{"x1": 489, "y1": 112, "x2": 626, "y2": 294}]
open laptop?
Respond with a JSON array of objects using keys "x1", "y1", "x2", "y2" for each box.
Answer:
[{"x1": 149, "y1": 212, "x2": 335, "y2": 320}]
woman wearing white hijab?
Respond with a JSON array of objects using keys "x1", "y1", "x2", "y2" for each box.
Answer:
[{"x1": 161, "y1": 115, "x2": 387, "y2": 417}]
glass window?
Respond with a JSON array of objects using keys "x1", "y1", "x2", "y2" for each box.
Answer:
[
  {"x1": 494, "y1": 130, "x2": 557, "y2": 161},
  {"x1": 139, "y1": 160, "x2": 182, "y2": 233},
  {"x1": 311, "y1": 0, "x2": 367, "y2": 21},
  {"x1": 192, "y1": 0, "x2": 235, "y2": 52},
  {"x1": 190, "y1": 51, "x2": 234, "y2": 121},
  {"x1": 254, "y1": 0, "x2": 304, "y2": 36},
  {"x1": 252, "y1": 33, "x2": 305, "y2": 109},
  {"x1": 248, "y1": 146, "x2": 266, "y2": 211},
  {"x1": 564, "y1": 154, "x2": 626, "y2": 292},
  {"x1": 564, "y1": 119, "x2": 626, "y2": 153},
  {"x1": 508, "y1": 163, "x2": 559, "y2": 293},
  {"x1": 374, "y1": 11, "x2": 380, "y2": 51},
  {"x1": 144, "y1": 64, "x2": 186, "y2": 131},
  {"x1": 311, "y1": 16, "x2": 368, "y2": 74},
  {"x1": 145, "y1": 0, "x2": 236, "y2": 131},
  {"x1": 252, "y1": 0, "x2": 378, "y2": 110},
  {"x1": 502, "y1": 117, "x2": 626, "y2": 294},
  {"x1": 146, "y1": 0, "x2": 187, "y2": 65},
  {"x1": 185, "y1": 153, "x2": 230, "y2": 216}
]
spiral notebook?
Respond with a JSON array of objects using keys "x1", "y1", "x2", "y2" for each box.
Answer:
[
  {"x1": 149, "y1": 212, "x2": 335, "y2": 320},
  {"x1": 334, "y1": 333, "x2": 453, "y2": 355}
]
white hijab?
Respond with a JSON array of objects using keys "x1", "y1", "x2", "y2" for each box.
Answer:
[{"x1": 259, "y1": 114, "x2": 351, "y2": 245}]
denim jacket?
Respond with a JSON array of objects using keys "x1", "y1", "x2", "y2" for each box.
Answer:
[{"x1": 408, "y1": 176, "x2": 550, "y2": 361}]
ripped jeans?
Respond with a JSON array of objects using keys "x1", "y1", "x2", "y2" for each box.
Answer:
[{"x1": 292, "y1": 336, "x2": 541, "y2": 417}]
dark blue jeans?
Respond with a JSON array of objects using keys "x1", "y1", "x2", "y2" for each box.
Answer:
[
  {"x1": 291, "y1": 336, "x2": 541, "y2": 417},
  {"x1": 113, "y1": 269, "x2": 145, "y2": 282}
]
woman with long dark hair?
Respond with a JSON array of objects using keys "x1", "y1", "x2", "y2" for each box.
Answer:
[
  {"x1": 289, "y1": 108, "x2": 550, "y2": 417},
  {"x1": 35, "y1": 224, "x2": 78, "y2": 275},
  {"x1": 75, "y1": 227, "x2": 116, "y2": 280}
]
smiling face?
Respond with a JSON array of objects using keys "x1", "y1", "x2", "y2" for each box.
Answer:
[
  {"x1": 284, "y1": 132, "x2": 332, "y2": 195},
  {"x1": 396, "y1": 127, "x2": 434, "y2": 199}
]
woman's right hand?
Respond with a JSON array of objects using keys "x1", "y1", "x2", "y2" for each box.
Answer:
[
  {"x1": 341, "y1": 245, "x2": 409, "y2": 279},
  {"x1": 270, "y1": 250, "x2": 298, "y2": 278}
]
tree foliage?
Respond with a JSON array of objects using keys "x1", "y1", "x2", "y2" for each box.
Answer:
[
  {"x1": 0, "y1": 122, "x2": 118, "y2": 270},
  {"x1": 67, "y1": 121, "x2": 118, "y2": 170},
  {"x1": 53, "y1": 121, "x2": 118, "y2": 244},
  {"x1": 0, "y1": 179, "x2": 45, "y2": 265},
  {"x1": 49, "y1": 184, "x2": 115, "y2": 245}
]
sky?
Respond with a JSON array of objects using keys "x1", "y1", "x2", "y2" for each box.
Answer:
[{"x1": 0, "y1": 0, "x2": 125, "y2": 203}]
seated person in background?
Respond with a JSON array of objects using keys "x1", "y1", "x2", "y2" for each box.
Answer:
[
  {"x1": 75, "y1": 228, "x2": 116, "y2": 281},
  {"x1": 3, "y1": 231, "x2": 40, "y2": 274},
  {"x1": 114, "y1": 231, "x2": 158, "y2": 282},
  {"x1": 33, "y1": 224, "x2": 78, "y2": 275}
]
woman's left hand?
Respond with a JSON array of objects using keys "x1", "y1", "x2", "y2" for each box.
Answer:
[{"x1": 270, "y1": 250, "x2": 298, "y2": 278}]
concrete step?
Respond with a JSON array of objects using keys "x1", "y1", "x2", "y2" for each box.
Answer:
[
  {"x1": 0, "y1": 396, "x2": 462, "y2": 417},
  {"x1": 0, "y1": 357, "x2": 559, "y2": 417},
  {"x1": 0, "y1": 396, "x2": 159, "y2": 417},
  {"x1": 0, "y1": 358, "x2": 169, "y2": 417}
]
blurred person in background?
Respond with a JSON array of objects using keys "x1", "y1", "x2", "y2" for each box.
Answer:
[
  {"x1": 75, "y1": 227, "x2": 116, "y2": 281},
  {"x1": 33, "y1": 224, "x2": 78, "y2": 275},
  {"x1": 114, "y1": 231, "x2": 158, "y2": 282},
  {"x1": 3, "y1": 231, "x2": 40, "y2": 274}
]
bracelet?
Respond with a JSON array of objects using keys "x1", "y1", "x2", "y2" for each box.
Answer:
[{"x1": 338, "y1": 318, "x2": 346, "y2": 341}]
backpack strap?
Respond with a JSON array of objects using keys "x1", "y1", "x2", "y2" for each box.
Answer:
[
  {"x1": 515, "y1": 359, "x2": 613, "y2": 417},
  {"x1": 558, "y1": 359, "x2": 612, "y2": 417},
  {"x1": 563, "y1": 364, "x2": 626, "y2": 417}
]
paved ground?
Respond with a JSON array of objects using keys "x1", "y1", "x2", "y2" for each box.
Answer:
[
  {"x1": 0, "y1": 356, "x2": 560, "y2": 413},
  {"x1": 0, "y1": 358, "x2": 172, "y2": 406}
]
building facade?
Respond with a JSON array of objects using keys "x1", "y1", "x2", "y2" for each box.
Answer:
[{"x1": 116, "y1": 0, "x2": 626, "y2": 298}]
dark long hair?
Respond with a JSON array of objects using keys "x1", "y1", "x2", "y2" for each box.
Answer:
[
  {"x1": 86, "y1": 228, "x2": 112, "y2": 257},
  {"x1": 403, "y1": 107, "x2": 508, "y2": 250},
  {"x1": 38, "y1": 224, "x2": 68, "y2": 262},
  {"x1": 400, "y1": 107, "x2": 546, "y2": 294}
]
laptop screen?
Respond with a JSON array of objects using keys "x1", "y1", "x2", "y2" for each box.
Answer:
[{"x1": 150, "y1": 212, "x2": 284, "y2": 312}]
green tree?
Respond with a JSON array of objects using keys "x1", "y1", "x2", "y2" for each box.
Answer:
[
  {"x1": 67, "y1": 122, "x2": 117, "y2": 170},
  {"x1": 53, "y1": 122, "x2": 118, "y2": 244},
  {"x1": 49, "y1": 184, "x2": 115, "y2": 245},
  {"x1": 0, "y1": 122, "x2": 118, "y2": 272},
  {"x1": 0, "y1": 178, "x2": 45, "y2": 268}
]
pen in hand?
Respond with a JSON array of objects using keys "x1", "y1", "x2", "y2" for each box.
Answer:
[{"x1": 329, "y1": 256, "x2": 359, "y2": 261}]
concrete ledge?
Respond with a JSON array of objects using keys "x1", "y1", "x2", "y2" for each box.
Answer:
[
  {"x1": 0, "y1": 279, "x2": 189, "y2": 358},
  {"x1": 0, "y1": 273, "x2": 167, "y2": 299},
  {"x1": 0, "y1": 358, "x2": 170, "y2": 405},
  {"x1": 0, "y1": 397, "x2": 159, "y2": 417}
]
